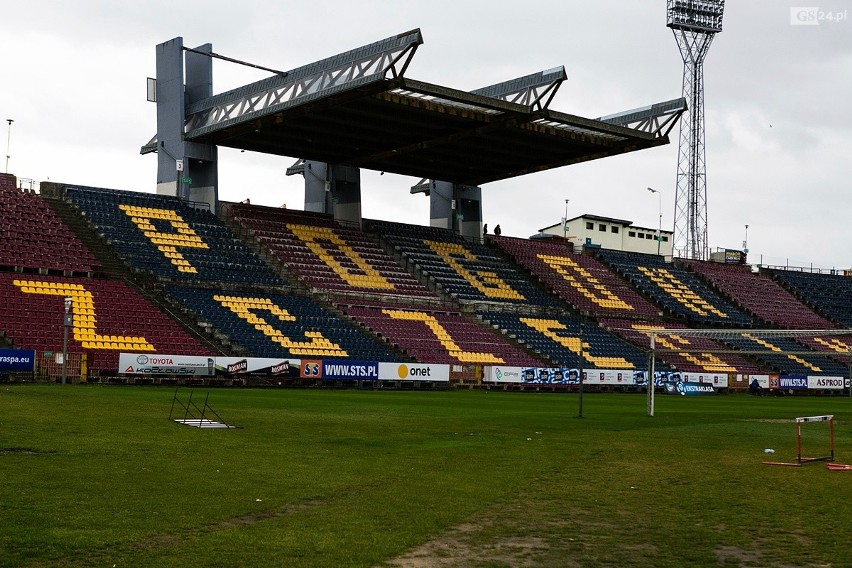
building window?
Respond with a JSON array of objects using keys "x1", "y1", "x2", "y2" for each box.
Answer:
[
  {"x1": 586, "y1": 222, "x2": 594, "y2": 230},
  {"x1": 638, "y1": 233, "x2": 645, "y2": 239},
  {"x1": 598, "y1": 224, "x2": 606, "y2": 232},
  {"x1": 611, "y1": 226, "x2": 619, "y2": 234},
  {"x1": 661, "y1": 236, "x2": 669, "y2": 242},
  {"x1": 628, "y1": 231, "x2": 636, "y2": 237}
]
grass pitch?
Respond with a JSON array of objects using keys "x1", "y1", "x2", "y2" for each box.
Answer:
[{"x1": 1, "y1": 385, "x2": 851, "y2": 567}]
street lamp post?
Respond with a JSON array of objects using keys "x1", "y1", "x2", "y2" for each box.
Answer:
[
  {"x1": 647, "y1": 188, "x2": 662, "y2": 255},
  {"x1": 744, "y1": 224, "x2": 749, "y2": 252},
  {"x1": 62, "y1": 297, "x2": 72, "y2": 385},
  {"x1": 4, "y1": 119, "x2": 13, "y2": 174},
  {"x1": 563, "y1": 199, "x2": 570, "y2": 241},
  {"x1": 578, "y1": 321, "x2": 585, "y2": 418}
]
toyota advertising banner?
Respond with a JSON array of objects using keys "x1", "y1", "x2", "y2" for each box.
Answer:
[
  {"x1": 119, "y1": 354, "x2": 215, "y2": 376},
  {"x1": 0, "y1": 349, "x2": 36, "y2": 372},
  {"x1": 378, "y1": 362, "x2": 450, "y2": 381}
]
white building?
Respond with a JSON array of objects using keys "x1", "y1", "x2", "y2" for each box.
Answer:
[{"x1": 536, "y1": 214, "x2": 673, "y2": 256}]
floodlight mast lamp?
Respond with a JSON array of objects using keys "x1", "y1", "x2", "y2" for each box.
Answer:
[
  {"x1": 668, "y1": 0, "x2": 725, "y2": 261},
  {"x1": 647, "y1": 188, "x2": 662, "y2": 255}
]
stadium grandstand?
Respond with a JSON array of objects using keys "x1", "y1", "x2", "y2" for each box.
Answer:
[{"x1": 0, "y1": 29, "x2": 849, "y2": 393}]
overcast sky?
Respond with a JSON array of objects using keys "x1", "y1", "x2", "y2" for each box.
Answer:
[{"x1": 1, "y1": 1, "x2": 850, "y2": 270}]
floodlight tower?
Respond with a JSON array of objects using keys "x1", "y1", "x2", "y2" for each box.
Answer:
[{"x1": 668, "y1": 0, "x2": 725, "y2": 260}]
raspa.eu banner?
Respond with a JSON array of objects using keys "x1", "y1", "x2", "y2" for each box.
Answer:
[{"x1": 0, "y1": 349, "x2": 36, "y2": 372}]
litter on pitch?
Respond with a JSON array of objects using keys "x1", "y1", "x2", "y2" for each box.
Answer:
[
  {"x1": 763, "y1": 415, "x2": 834, "y2": 467},
  {"x1": 169, "y1": 389, "x2": 241, "y2": 429}
]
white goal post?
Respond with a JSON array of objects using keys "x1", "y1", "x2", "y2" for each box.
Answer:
[{"x1": 630, "y1": 328, "x2": 852, "y2": 417}]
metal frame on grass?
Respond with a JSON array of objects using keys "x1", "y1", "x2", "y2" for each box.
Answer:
[{"x1": 763, "y1": 415, "x2": 834, "y2": 467}]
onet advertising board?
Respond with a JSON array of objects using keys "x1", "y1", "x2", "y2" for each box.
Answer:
[
  {"x1": 378, "y1": 362, "x2": 450, "y2": 381},
  {"x1": 0, "y1": 349, "x2": 36, "y2": 372}
]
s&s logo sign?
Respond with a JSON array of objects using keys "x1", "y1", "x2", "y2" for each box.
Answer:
[{"x1": 301, "y1": 360, "x2": 323, "y2": 378}]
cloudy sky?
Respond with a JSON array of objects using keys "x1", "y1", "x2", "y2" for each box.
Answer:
[{"x1": 1, "y1": 1, "x2": 849, "y2": 270}]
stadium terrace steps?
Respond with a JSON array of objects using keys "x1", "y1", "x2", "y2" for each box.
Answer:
[
  {"x1": 682, "y1": 260, "x2": 836, "y2": 329},
  {"x1": 594, "y1": 249, "x2": 752, "y2": 326},
  {"x1": 0, "y1": 273, "x2": 211, "y2": 371},
  {"x1": 226, "y1": 203, "x2": 438, "y2": 302},
  {"x1": 768, "y1": 269, "x2": 852, "y2": 328},
  {"x1": 166, "y1": 286, "x2": 406, "y2": 362},
  {"x1": 63, "y1": 186, "x2": 286, "y2": 287},
  {"x1": 720, "y1": 332, "x2": 849, "y2": 376},
  {"x1": 367, "y1": 219, "x2": 559, "y2": 308},
  {"x1": 478, "y1": 311, "x2": 648, "y2": 370},
  {"x1": 0, "y1": 175, "x2": 100, "y2": 274},
  {"x1": 340, "y1": 304, "x2": 546, "y2": 367},
  {"x1": 681, "y1": 260, "x2": 851, "y2": 366},
  {"x1": 42, "y1": 194, "x2": 149, "y2": 280},
  {"x1": 488, "y1": 235, "x2": 662, "y2": 320},
  {"x1": 2, "y1": 177, "x2": 847, "y2": 381},
  {"x1": 599, "y1": 318, "x2": 764, "y2": 375}
]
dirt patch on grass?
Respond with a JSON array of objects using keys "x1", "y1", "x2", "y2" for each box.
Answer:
[
  {"x1": 382, "y1": 531, "x2": 558, "y2": 568},
  {"x1": 715, "y1": 541, "x2": 833, "y2": 568},
  {"x1": 715, "y1": 544, "x2": 764, "y2": 566},
  {"x1": 378, "y1": 503, "x2": 626, "y2": 568},
  {"x1": 0, "y1": 447, "x2": 42, "y2": 455}
]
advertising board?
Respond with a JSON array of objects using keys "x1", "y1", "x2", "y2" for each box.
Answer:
[
  {"x1": 378, "y1": 362, "x2": 450, "y2": 381},
  {"x1": 119, "y1": 353, "x2": 214, "y2": 376},
  {"x1": 0, "y1": 349, "x2": 36, "y2": 372}
]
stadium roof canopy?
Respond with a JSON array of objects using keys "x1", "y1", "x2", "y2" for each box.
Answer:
[{"x1": 142, "y1": 29, "x2": 685, "y2": 187}]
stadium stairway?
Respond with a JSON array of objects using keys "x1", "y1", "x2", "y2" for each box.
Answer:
[
  {"x1": 38, "y1": 184, "x2": 235, "y2": 358},
  {"x1": 218, "y1": 204, "x2": 313, "y2": 295},
  {"x1": 40, "y1": 190, "x2": 137, "y2": 280}
]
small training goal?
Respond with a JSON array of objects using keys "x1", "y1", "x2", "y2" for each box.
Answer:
[{"x1": 763, "y1": 415, "x2": 834, "y2": 467}]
